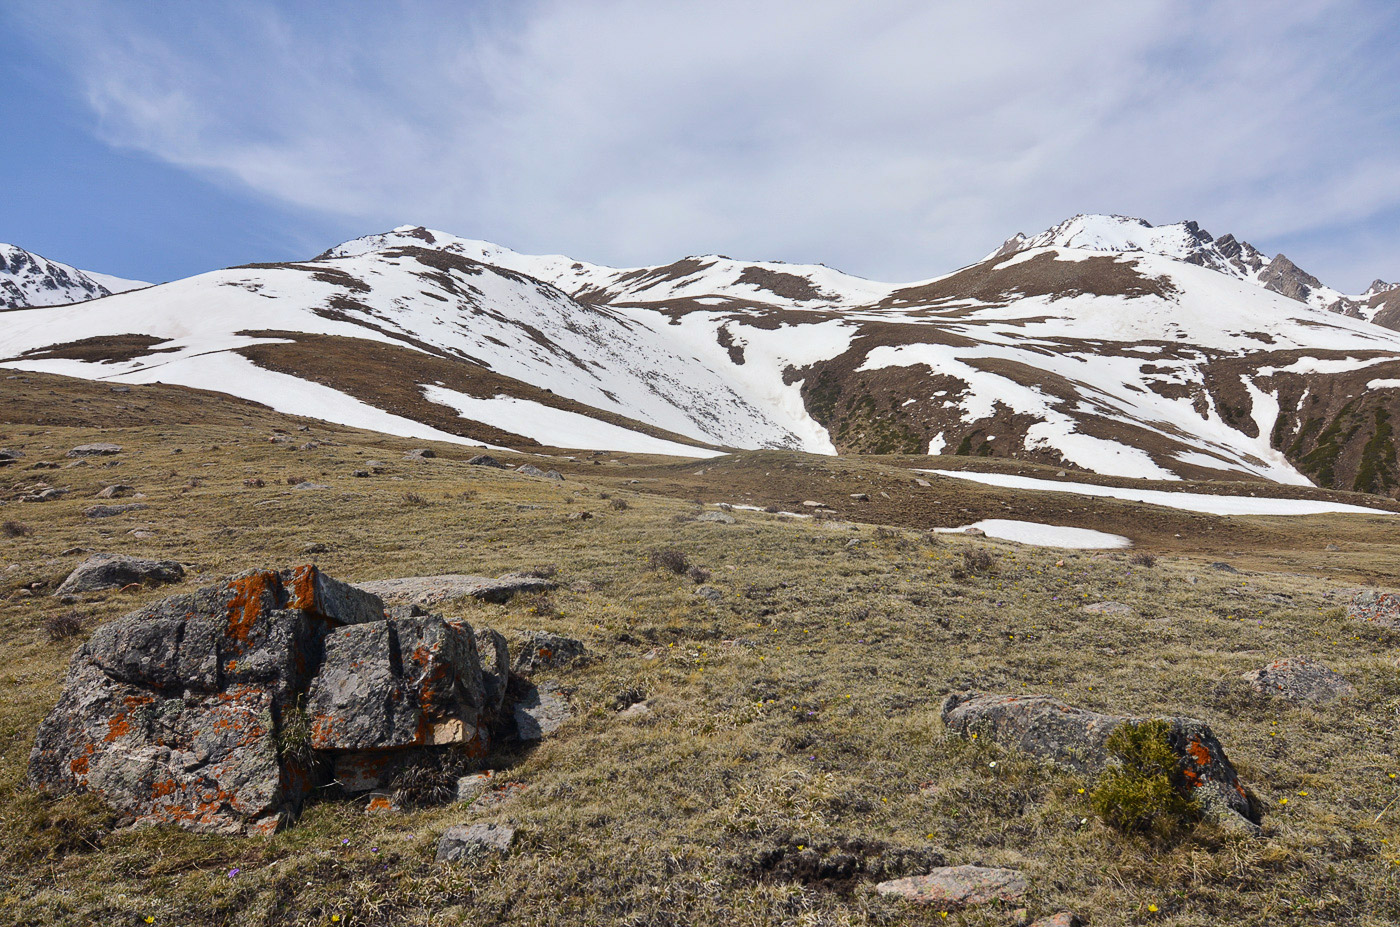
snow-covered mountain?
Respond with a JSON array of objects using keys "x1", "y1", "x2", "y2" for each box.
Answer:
[
  {"x1": 0, "y1": 243, "x2": 147, "y2": 309},
  {"x1": 4, "y1": 216, "x2": 1400, "y2": 495}
]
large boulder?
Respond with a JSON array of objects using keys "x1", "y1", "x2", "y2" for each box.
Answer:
[
  {"x1": 941, "y1": 692, "x2": 1259, "y2": 830},
  {"x1": 54, "y1": 553, "x2": 185, "y2": 596},
  {"x1": 30, "y1": 566, "x2": 523, "y2": 834}
]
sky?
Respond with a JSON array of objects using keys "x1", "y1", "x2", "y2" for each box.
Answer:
[{"x1": 2, "y1": 0, "x2": 1399, "y2": 290}]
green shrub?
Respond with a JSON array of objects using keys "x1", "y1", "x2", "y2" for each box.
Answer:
[{"x1": 1090, "y1": 719, "x2": 1199, "y2": 839}]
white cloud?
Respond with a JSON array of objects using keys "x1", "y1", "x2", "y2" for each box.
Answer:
[{"x1": 12, "y1": 0, "x2": 1400, "y2": 288}]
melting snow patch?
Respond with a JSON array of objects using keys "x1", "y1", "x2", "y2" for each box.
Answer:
[
  {"x1": 1367, "y1": 379, "x2": 1400, "y2": 389},
  {"x1": 421, "y1": 386, "x2": 722, "y2": 457},
  {"x1": 923, "y1": 469, "x2": 1395, "y2": 516},
  {"x1": 937, "y1": 519, "x2": 1129, "y2": 549}
]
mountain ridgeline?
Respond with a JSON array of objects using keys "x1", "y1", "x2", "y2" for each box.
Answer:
[{"x1": 3, "y1": 215, "x2": 1400, "y2": 496}]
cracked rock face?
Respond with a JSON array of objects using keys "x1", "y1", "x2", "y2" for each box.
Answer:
[
  {"x1": 29, "y1": 566, "x2": 515, "y2": 835},
  {"x1": 941, "y1": 691, "x2": 1260, "y2": 830}
]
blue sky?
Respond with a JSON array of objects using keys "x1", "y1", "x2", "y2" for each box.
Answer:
[{"x1": 3, "y1": 0, "x2": 1399, "y2": 290}]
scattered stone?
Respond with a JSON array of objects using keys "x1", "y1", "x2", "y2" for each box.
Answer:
[
  {"x1": 750, "y1": 833, "x2": 944, "y2": 892},
  {"x1": 1241, "y1": 656, "x2": 1354, "y2": 704},
  {"x1": 565, "y1": 511, "x2": 593, "y2": 520},
  {"x1": 95, "y1": 484, "x2": 137, "y2": 499},
  {"x1": 844, "y1": 538, "x2": 864, "y2": 549},
  {"x1": 850, "y1": 493, "x2": 870, "y2": 501},
  {"x1": 110, "y1": 385, "x2": 131, "y2": 393},
  {"x1": 801, "y1": 500, "x2": 827, "y2": 508},
  {"x1": 1347, "y1": 590, "x2": 1400, "y2": 627},
  {"x1": 1029, "y1": 914, "x2": 1084, "y2": 927},
  {"x1": 243, "y1": 478, "x2": 266, "y2": 488},
  {"x1": 617, "y1": 701, "x2": 652, "y2": 719},
  {"x1": 364, "y1": 460, "x2": 387, "y2": 472},
  {"x1": 351, "y1": 469, "x2": 370, "y2": 478},
  {"x1": 514, "y1": 681, "x2": 570, "y2": 741},
  {"x1": 293, "y1": 482, "x2": 330, "y2": 491},
  {"x1": 941, "y1": 691, "x2": 1260, "y2": 830},
  {"x1": 515, "y1": 464, "x2": 547, "y2": 477},
  {"x1": 1324, "y1": 543, "x2": 1341, "y2": 551},
  {"x1": 697, "y1": 510, "x2": 736, "y2": 524},
  {"x1": 21, "y1": 487, "x2": 69, "y2": 502},
  {"x1": 405, "y1": 448, "x2": 436, "y2": 460},
  {"x1": 301, "y1": 542, "x2": 332, "y2": 555},
  {"x1": 468, "y1": 455, "x2": 508, "y2": 469},
  {"x1": 695, "y1": 585, "x2": 724, "y2": 602},
  {"x1": 1210, "y1": 562, "x2": 1240, "y2": 573},
  {"x1": 914, "y1": 478, "x2": 931, "y2": 487},
  {"x1": 54, "y1": 553, "x2": 185, "y2": 595},
  {"x1": 1082, "y1": 601, "x2": 1134, "y2": 616},
  {"x1": 963, "y1": 527, "x2": 986, "y2": 537},
  {"x1": 0, "y1": 448, "x2": 26, "y2": 460},
  {"x1": 543, "y1": 469, "x2": 564, "y2": 481},
  {"x1": 512, "y1": 631, "x2": 586, "y2": 674},
  {"x1": 67, "y1": 443, "x2": 122, "y2": 458},
  {"x1": 875, "y1": 865, "x2": 1028, "y2": 909},
  {"x1": 84, "y1": 503, "x2": 150, "y2": 519},
  {"x1": 435, "y1": 823, "x2": 517, "y2": 861},
  {"x1": 355, "y1": 573, "x2": 558, "y2": 606},
  {"x1": 363, "y1": 790, "x2": 402, "y2": 814},
  {"x1": 455, "y1": 772, "x2": 495, "y2": 804}
]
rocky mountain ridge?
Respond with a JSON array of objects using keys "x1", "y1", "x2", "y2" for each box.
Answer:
[
  {"x1": 4, "y1": 216, "x2": 1400, "y2": 494},
  {"x1": 0, "y1": 243, "x2": 146, "y2": 309}
]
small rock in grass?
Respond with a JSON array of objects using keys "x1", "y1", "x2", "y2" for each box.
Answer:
[
  {"x1": 618, "y1": 701, "x2": 652, "y2": 719},
  {"x1": 293, "y1": 482, "x2": 329, "y2": 491},
  {"x1": 543, "y1": 469, "x2": 564, "y2": 481},
  {"x1": 1241, "y1": 656, "x2": 1354, "y2": 704},
  {"x1": 84, "y1": 503, "x2": 149, "y2": 519},
  {"x1": 455, "y1": 772, "x2": 494, "y2": 804},
  {"x1": 695, "y1": 585, "x2": 723, "y2": 602},
  {"x1": 1029, "y1": 914, "x2": 1085, "y2": 927},
  {"x1": 67, "y1": 443, "x2": 122, "y2": 457},
  {"x1": 467, "y1": 454, "x2": 508, "y2": 468},
  {"x1": 514, "y1": 681, "x2": 570, "y2": 740},
  {"x1": 875, "y1": 865, "x2": 1028, "y2": 908},
  {"x1": 1210, "y1": 562, "x2": 1240, "y2": 573},
  {"x1": 1347, "y1": 590, "x2": 1400, "y2": 627},
  {"x1": 963, "y1": 527, "x2": 985, "y2": 537},
  {"x1": 850, "y1": 492, "x2": 870, "y2": 501},
  {"x1": 515, "y1": 464, "x2": 547, "y2": 477},
  {"x1": 95, "y1": 484, "x2": 137, "y2": 499},
  {"x1": 351, "y1": 469, "x2": 370, "y2": 478},
  {"x1": 697, "y1": 510, "x2": 735, "y2": 524},
  {"x1": 436, "y1": 823, "x2": 517, "y2": 861},
  {"x1": 22, "y1": 487, "x2": 69, "y2": 502},
  {"x1": 512, "y1": 631, "x2": 586, "y2": 674},
  {"x1": 54, "y1": 553, "x2": 184, "y2": 595},
  {"x1": 404, "y1": 448, "x2": 436, "y2": 460},
  {"x1": 1082, "y1": 601, "x2": 1133, "y2": 616}
]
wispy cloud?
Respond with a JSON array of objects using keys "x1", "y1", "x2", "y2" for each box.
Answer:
[{"x1": 10, "y1": 0, "x2": 1400, "y2": 287}]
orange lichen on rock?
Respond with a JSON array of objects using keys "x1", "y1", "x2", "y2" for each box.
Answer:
[{"x1": 224, "y1": 570, "x2": 280, "y2": 643}]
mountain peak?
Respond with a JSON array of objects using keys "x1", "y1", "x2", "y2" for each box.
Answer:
[{"x1": 0, "y1": 243, "x2": 147, "y2": 309}]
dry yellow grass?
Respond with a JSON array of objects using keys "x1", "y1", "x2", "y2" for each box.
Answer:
[{"x1": 0, "y1": 372, "x2": 1398, "y2": 925}]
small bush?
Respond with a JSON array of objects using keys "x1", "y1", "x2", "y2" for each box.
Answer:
[
  {"x1": 242, "y1": 478, "x2": 265, "y2": 488},
  {"x1": 609, "y1": 497, "x2": 629, "y2": 511},
  {"x1": 400, "y1": 491, "x2": 430, "y2": 506},
  {"x1": 520, "y1": 564, "x2": 558, "y2": 580},
  {"x1": 391, "y1": 756, "x2": 461, "y2": 809},
  {"x1": 277, "y1": 699, "x2": 316, "y2": 771},
  {"x1": 2, "y1": 520, "x2": 34, "y2": 538},
  {"x1": 1129, "y1": 552, "x2": 1157, "y2": 568},
  {"x1": 648, "y1": 548, "x2": 690, "y2": 575},
  {"x1": 1090, "y1": 719, "x2": 1199, "y2": 840},
  {"x1": 687, "y1": 566, "x2": 712, "y2": 585},
  {"x1": 961, "y1": 549, "x2": 995, "y2": 575},
  {"x1": 286, "y1": 476, "x2": 307, "y2": 486},
  {"x1": 43, "y1": 611, "x2": 85, "y2": 642}
]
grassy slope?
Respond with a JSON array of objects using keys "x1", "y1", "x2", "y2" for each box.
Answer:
[{"x1": 0, "y1": 372, "x2": 1398, "y2": 926}]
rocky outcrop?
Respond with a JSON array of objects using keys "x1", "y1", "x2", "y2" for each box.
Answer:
[
  {"x1": 29, "y1": 566, "x2": 526, "y2": 835},
  {"x1": 1258, "y1": 254, "x2": 1324, "y2": 304},
  {"x1": 54, "y1": 553, "x2": 184, "y2": 595},
  {"x1": 1242, "y1": 657, "x2": 1354, "y2": 704},
  {"x1": 941, "y1": 692, "x2": 1259, "y2": 830},
  {"x1": 67, "y1": 443, "x2": 123, "y2": 457},
  {"x1": 875, "y1": 865, "x2": 1028, "y2": 908},
  {"x1": 1347, "y1": 590, "x2": 1400, "y2": 627}
]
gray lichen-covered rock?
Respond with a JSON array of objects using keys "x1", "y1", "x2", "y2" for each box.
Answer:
[
  {"x1": 1347, "y1": 590, "x2": 1400, "y2": 627},
  {"x1": 696, "y1": 510, "x2": 736, "y2": 524},
  {"x1": 514, "y1": 681, "x2": 571, "y2": 741},
  {"x1": 515, "y1": 464, "x2": 547, "y2": 477},
  {"x1": 941, "y1": 691, "x2": 1260, "y2": 830},
  {"x1": 875, "y1": 865, "x2": 1028, "y2": 908},
  {"x1": 435, "y1": 822, "x2": 517, "y2": 861},
  {"x1": 307, "y1": 615, "x2": 488, "y2": 752},
  {"x1": 84, "y1": 503, "x2": 149, "y2": 519},
  {"x1": 95, "y1": 484, "x2": 137, "y2": 499},
  {"x1": 30, "y1": 566, "x2": 376, "y2": 834},
  {"x1": 54, "y1": 553, "x2": 185, "y2": 595},
  {"x1": 467, "y1": 454, "x2": 508, "y2": 468},
  {"x1": 29, "y1": 565, "x2": 537, "y2": 835},
  {"x1": 67, "y1": 443, "x2": 123, "y2": 457},
  {"x1": 511, "y1": 631, "x2": 586, "y2": 674},
  {"x1": 354, "y1": 573, "x2": 557, "y2": 606},
  {"x1": 1242, "y1": 657, "x2": 1354, "y2": 704}
]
